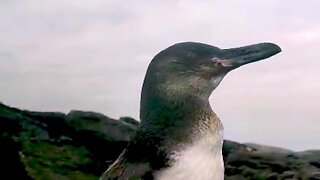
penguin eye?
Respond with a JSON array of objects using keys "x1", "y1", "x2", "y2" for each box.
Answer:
[
  {"x1": 210, "y1": 57, "x2": 223, "y2": 67},
  {"x1": 211, "y1": 57, "x2": 220, "y2": 61},
  {"x1": 210, "y1": 57, "x2": 232, "y2": 67}
]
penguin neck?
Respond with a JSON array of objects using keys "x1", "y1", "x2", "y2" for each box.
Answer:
[
  {"x1": 139, "y1": 81, "x2": 219, "y2": 141},
  {"x1": 141, "y1": 82, "x2": 207, "y2": 116},
  {"x1": 138, "y1": 82, "x2": 224, "y2": 174}
]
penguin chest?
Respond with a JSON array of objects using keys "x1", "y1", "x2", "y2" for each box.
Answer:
[{"x1": 155, "y1": 132, "x2": 224, "y2": 180}]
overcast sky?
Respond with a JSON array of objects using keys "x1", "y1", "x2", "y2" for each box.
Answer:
[{"x1": 1, "y1": 0, "x2": 319, "y2": 151}]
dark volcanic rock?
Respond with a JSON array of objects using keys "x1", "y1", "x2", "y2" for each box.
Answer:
[
  {"x1": 119, "y1": 116, "x2": 140, "y2": 126},
  {"x1": 0, "y1": 102, "x2": 319, "y2": 179},
  {"x1": 309, "y1": 171, "x2": 320, "y2": 180}
]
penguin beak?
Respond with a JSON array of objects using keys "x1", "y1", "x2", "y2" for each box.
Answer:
[{"x1": 220, "y1": 43, "x2": 281, "y2": 69}]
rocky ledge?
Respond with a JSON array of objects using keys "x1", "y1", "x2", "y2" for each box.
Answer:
[{"x1": 0, "y1": 102, "x2": 319, "y2": 180}]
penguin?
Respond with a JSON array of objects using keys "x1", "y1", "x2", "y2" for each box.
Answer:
[{"x1": 100, "y1": 42, "x2": 281, "y2": 180}]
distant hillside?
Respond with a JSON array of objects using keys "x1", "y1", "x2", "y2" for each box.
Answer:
[{"x1": 0, "y1": 102, "x2": 319, "y2": 179}]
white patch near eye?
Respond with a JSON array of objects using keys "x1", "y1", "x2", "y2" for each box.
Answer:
[
  {"x1": 211, "y1": 57, "x2": 220, "y2": 61},
  {"x1": 211, "y1": 58, "x2": 233, "y2": 67}
]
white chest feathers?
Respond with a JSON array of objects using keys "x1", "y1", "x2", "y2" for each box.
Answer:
[{"x1": 155, "y1": 131, "x2": 224, "y2": 180}]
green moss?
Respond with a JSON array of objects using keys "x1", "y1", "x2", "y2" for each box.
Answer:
[
  {"x1": 242, "y1": 169, "x2": 266, "y2": 180},
  {"x1": 251, "y1": 173, "x2": 265, "y2": 180},
  {"x1": 20, "y1": 140, "x2": 98, "y2": 180},
  {"x1": 0, "y1": 107, "x2": 15, "y2": 116}
]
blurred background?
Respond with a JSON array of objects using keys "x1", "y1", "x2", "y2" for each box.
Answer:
[{"x1": 1, "y1": 0, "x2": 319, "y2": 151}]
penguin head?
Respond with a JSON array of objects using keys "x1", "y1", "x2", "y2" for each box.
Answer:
[{"x1": 144, "y1": 42, "x2": 281, "y2": 98}]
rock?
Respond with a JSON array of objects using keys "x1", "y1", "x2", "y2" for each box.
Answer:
[
  {"x1": 245, "y1": 143, "x2": 293, "y2": 154},
  {"x1": 66, "y1": 110, "x2": 137, "y2": 142},
  {"x1": 280, "y1": 171, "x2": 297, "y2": 179},
  {"x1": 119, "y1": 116, "x2": 140, "y2": 126},
  {"x1": 309, "y1": 172, "x2": 320, "y2": 180},
  {"x1": 0, "y1": 102, "x2": 319, "y2": 179},
  {"x1": 0, "y1": 137, "x2": 32, "y2": 179},
  {"x1": 267, "y1": 172, "x2": 279, "y2": 180}
]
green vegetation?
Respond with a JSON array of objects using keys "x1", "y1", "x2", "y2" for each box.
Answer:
[{"x1": 20, "y1": 140, "x2": 97, "y2": 180}]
